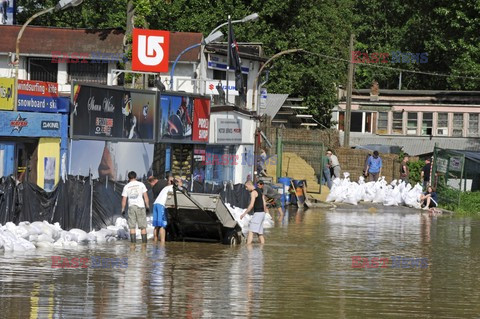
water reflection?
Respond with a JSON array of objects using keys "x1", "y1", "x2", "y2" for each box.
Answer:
[{"x1": 1, "y1": 207, "x2": 480, "y2": 317}]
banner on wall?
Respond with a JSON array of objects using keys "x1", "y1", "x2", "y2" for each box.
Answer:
[
  {"x1": 69, "y1": 140, "x2": 154, "y2": 181},
  {"x1": 158, "y1": 94, "x2": 194, "y2": 142},
  {"x1": 0, "y1": 78, "x2": 14, "y2": 110},
  {"x1": 192, "y1": 98, "x2": 210, "y2": 142},
  {"x1": 17, "y1": 80, "x2": 60, "y2": 112},
  {"x1": 72, "y1": 84, "x2": 156, "y2": 141},
  {"x1": 0, "y1": 111, "x2": 65, "y2": 137},
  {"x1": 0, "y1": 0, "x2": 15, "y2": 25}
]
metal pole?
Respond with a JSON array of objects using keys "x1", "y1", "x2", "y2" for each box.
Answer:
[
  {"x1": 89, "y1": 169, "x2": 93, "y2": 232},
  {"x1": 226, "y1": 15, "x2": 231, "y2": 105},
  {"x1": 343, "y1": 34, "x2": 355, "y2": 148},
  {"x1": 170, "y1": 43, "x2": 201, "y2": 90},
  {"x1": 14, "y1": 6, "x2": 55, "y2": 111}
]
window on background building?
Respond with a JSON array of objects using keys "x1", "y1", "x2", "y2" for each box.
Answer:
[
  {"x1": 377, "y1": 112, "x2": 388, "y2": 134},
  {"x1": 453, "y1": 113, "x2": 463, "y2": 137},
  {"x1": 468, "y1": 113, "x2": 479, "y2": 137},
  {"x1": 421, "y1": 112, "x2": 433, "y2": 135},
  {"x1": 407, "y1": 112, "x2": 418, "y2": 135},
  {"x1": 68, "y1": 62, "x2": 108, "y2": 84},
  {"x1": 29, "y1": 58, "x2": 58, "y2": 82},
  {"x1": 392, "y1": 112, "x2": 403, "y2": 134},
  {"x1": 437, "y1": 113, "x2": 448, "y2": 136},
  {"x1": 350, "y1": 112, "x2": 363, "y2": 132}
]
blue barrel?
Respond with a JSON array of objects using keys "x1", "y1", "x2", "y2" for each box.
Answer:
[{"x1": 278, "y1": 177, "x2": 292, "y2": 206}]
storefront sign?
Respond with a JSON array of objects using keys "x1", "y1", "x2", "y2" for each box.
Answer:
[
  {"x1": 216, "y1": 118, "x2": 242, "y2": 143},
  {"x1": 0, "y1": 111, "x2": 65, "y2": 137},
  {"x1": 205, "y1": 80, "x2": 239, "y2": 96},
  {"x1": 260, "y1": 88, "x2": 267, "y2": 109},
  {"x1": 193, "y1": 98, "x2": 210, "y2": 142},
  {"x1": 72, "y1": 84, "x2": 156, "y2": 141},
  {"x1": 132, "y1": 29, "x2": 170, "y2": 73},
  {"x1": 207, "y1": 54, "x2": 249, "y2": 74},
  {"x1": 17, "y1": 79, "x2": 60, "y2": 112},
  {"x1": 436, "y1": 157, "x2": 448, "y2": 174},
  {"x1": 449, "y1": 156, "x2": 463, "y2": 172},
  {"x1": 0, "y1": 78, "x2": 14, "y2": 110}
]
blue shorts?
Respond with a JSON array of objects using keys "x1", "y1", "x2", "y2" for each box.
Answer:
[{"x1": 153, "y1": 203, "x2": 168, "y2": 228}]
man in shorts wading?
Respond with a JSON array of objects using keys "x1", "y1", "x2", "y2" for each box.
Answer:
[
  {"x1": 240, "y1": 181, "x2": 269, "y2": 244},
  {"x1": 152, "y1": 178, "x2": 182, "y2": 244},
  {"x1": 121, "y1": 171, "x2": 150, "y2": 244}
]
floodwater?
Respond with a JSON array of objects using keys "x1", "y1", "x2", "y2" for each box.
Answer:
[{"x1": 1, "y1": 205, "x2": 480, "y2": 318}]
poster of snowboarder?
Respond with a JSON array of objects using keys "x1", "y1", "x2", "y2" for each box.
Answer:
[{"x1": 159, "y1": 94, "x2": 193, "y2": 141}]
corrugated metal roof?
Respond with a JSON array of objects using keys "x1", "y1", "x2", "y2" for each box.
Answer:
[
  {"x1": 260, "y1": 93, "x2": 289, "y2": 118},
  {"x1": 0, "y1": 26, "x2": 202, "y2": 62},
  {"x1": 340, "y1": 132, "x2": 480, "y2": 156}
]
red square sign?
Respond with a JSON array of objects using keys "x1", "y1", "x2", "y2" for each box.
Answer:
[{"x1": 132, "y1": 29, "x2": 170, "y2": 73}]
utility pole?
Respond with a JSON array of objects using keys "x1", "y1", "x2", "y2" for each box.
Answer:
[
  {"x1": 226, "y1": 15, "x2": 231, "y2": 105},
  {"x1": 343, "y1": 34, "x2": 354, "y2": 148}
]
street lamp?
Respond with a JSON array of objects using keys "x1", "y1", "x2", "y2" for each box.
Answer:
[
  {"x1": 200, "y1": 12, "x2": 259, "y2": 98},
  {"x1": 170, "y1": 30, "x2": 224, "y2": 90},
  {"x1": 14, "y1": 0, "x2": 84, "y2": 111}
]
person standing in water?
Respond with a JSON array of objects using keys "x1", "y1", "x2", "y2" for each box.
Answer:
[
  {"x1": 121, "y1": 171, "x2": 150, "y2": 244},
  {"x1": 240, "y1": 181, "x2": 269, "y2": 244}
]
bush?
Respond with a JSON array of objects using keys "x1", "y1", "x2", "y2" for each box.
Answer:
[{"x1": 407, "y1": 160, "x2": 425, "y2": 186}]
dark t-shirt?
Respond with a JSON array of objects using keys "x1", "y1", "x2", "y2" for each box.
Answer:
[
  {"x1": 422, "y1": 163, "x2": 431, "y2": 181},
  {"x1": 262, "y1": 184, "x2": 281, "y2": 200},
  {"x1": 253, "y1": 188, "x2": 264, "y2": 213}
]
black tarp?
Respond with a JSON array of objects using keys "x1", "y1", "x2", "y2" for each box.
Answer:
[
  {"x1": 92, "y1": 178, "x2": 125, "y2": 230},
  {"x1": 0, "y1": 177, "x2": 18, "y2": 225}
]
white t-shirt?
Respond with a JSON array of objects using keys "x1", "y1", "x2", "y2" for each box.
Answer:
[
  {"x1": 122, "y1": 180, "x2": 147, "y2": 208},
  {"x1": 330, "y1": 154, "x2": 340, "y2": 167},
  {"x1": 154, "y1": 185, "x2": 173, "y2": 206}
]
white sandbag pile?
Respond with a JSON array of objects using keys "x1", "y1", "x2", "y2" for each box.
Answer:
[
  {"x1": 0, "y1": 217, "x2": 150, "y2": 253},
  {"x1": 225, "y1": 203, "x2": 274, "y2": 235},
  {"x1": 326, "y1": 173, "x2": 423, "y2": 209}
]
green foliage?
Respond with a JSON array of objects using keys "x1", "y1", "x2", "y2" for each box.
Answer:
[
  {"x1": 407, "y1": 160, "x2": 425, "y2": 186},
  {"x1": 15, "y1": 0, "x2": 480, "y2": 124},
  {"x1": 436, "y1": 184, "x2": 480, "y2": 215}
]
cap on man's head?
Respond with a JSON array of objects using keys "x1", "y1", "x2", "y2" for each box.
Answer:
[{"x1": 258, "y1": 180, "x2": 264, "y2": 185}]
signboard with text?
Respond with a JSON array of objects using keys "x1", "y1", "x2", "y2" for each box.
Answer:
[
  {"x1": 192, "y1": 98, "x2": 210, "y2": 142},
  {"x1": 0, "y1": 78, "x2": 14, "y2": 110},
  {"x1": 215, "y1": 118, "x2": 242, "y2": 143},
  {"x1": 0, "y1": 111, "x2": 65, "y2": 137},
  {"x1": 17, "y1": 79, "x2": 59, "y2": 113},
  {"x1": 72, "y1": 84, "x2": 156, "y2": 141}
]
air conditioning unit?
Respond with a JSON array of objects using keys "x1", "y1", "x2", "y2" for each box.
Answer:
[{"x1": 437, "y1": 128, "x2": 448, "y2": 136}]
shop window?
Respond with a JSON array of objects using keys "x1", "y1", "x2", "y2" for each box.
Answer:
[
  {"x1": 407, "y1": 112, "x2": 418, "y2": 135},
  {"x1": 421, "y1": 112, "x2": 433, "y2": 135},
  {"x1": 437, "y1": 113, "x2": 448, "y2": 136},
  {"x1": 377, "y1": 112, "x2": 388, "y2": 134},
  {"x1": 392, "y1": 112, "x2": 403, "y2": 134},
  {"x1": 29, "y1": 58, "x2": 58, "y2": 83},
  {"x1": 170, "y1": 144, "x2": 193, "y2": 180},
  {"x1": 350, "y1": 112, "x2": 363, "y2": 132},
  {"x1": 205, "y1": 146, "x2": 236, "y2": 183},
  {"x1": 453, "y1": 113, "x2": 463, "y2": 137},
  {"x1": 338, "y1": 112, "x2": 345, "y2": 131},
  {"x1": 468, "y1": 113, "x2": 479, "y2": 137},
  {"x1": 69, "y1": 62, "x2": 108, "y2": 84}
]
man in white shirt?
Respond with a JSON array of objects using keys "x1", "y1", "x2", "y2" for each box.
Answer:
[
  {"x1": 121, "y1": 171, "x2": 150, "y2": 243},
  {"x1": 153, "y1": 177, "x2": 182, "y2": 244}
]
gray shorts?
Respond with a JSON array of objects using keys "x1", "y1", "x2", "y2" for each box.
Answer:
[
  {"x1": 128, "y1": 205, "x2": 147, "y2": 230},
  {"x1": 249, "y1": 212, "x2": 265, "y2": 235}
]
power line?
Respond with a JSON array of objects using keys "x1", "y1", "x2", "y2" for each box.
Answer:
[{"x1": 303, "y1": 50, "x2": 480, "y2": 81}]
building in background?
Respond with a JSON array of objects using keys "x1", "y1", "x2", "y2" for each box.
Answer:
[{"x1": 334, "y1": 87, "x2": 480, "y2": 156}]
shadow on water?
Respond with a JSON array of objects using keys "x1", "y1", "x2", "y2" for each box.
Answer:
[{"x1": 1, "y1": 205, "x2": 480, "y2": 318}]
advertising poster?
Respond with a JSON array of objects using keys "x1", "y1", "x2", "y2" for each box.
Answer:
[
  {"x1": 17, "y1": 79, "x2": 59, "y2": 112},
  {"x1": 158, "y1": 94, "x2": 193, "y2": 142},
  {"x1": 69, "y1": 140, "x2": 154, "y2": 181},
  {"x1": 192, "y1": 98, "x2": 210, "y2": 142},
  {"x1": 0, "y1": 0, "x2": 15, "y2": 25},
  {"x1": 0, "y1": 78, "x2": 14, "y2": 110},
  {"x1": 44, "y1": 157, "x2": 56, "y2": 192},
  {"x1": 192, "y1": 146, "x2": 206, "y2": 183},
  {"x1": 72, "y1": 85, "x2": 155, "y2": 141}
]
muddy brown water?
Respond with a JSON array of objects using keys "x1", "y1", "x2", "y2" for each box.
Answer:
[{"x1": 1, "y1": 205, "x2": 480, "y2": 318}]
